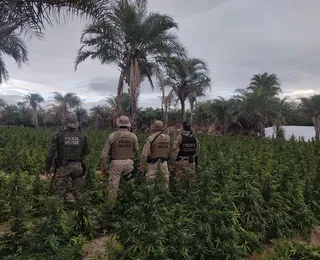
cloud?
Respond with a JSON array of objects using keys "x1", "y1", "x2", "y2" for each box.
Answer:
[{"x1": 2, "y1": 0, "x2": 320, "y2": 110}]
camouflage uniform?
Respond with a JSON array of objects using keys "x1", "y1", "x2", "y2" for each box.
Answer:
[
  {"x1": 172, "y1": 124, "x2": 200, "y2": 186},
  {"x1": 140, "y1": 120, "x2": 170, "y2": 188},
  {"x1": 45, "y1": 112, "x2": 91, "y2": 202},
  {"x1": 100, "y1": 116, "x2": 139, "y2": 205}
]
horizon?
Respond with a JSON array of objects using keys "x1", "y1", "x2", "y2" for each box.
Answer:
[{"x1": 1, "y1": 0, "x2": 320, "y2": 109}]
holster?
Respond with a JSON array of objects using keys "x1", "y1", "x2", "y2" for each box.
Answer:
[{"x1": 176, "y1": 156, "x2": 195, "y2": 164}]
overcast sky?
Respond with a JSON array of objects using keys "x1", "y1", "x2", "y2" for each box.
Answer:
[{"x1": 1, "y1": 0, "x2": 320, "y2": 110}]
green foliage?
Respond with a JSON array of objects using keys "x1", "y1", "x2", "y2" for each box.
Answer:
[{"x1": 1, "y1": 128, "x2": 320, "y2": 258}]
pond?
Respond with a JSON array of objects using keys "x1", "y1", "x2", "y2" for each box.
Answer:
[{"x1": 265, "y1": 126, "x2": 315, "y2": 141}]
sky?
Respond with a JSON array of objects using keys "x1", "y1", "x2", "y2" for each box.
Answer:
[{"x1": 2, "y1": 0, "x2": 320, "y2": 110}]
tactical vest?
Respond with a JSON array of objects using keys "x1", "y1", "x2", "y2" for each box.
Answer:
[
  {"x1": 110, "y1": 132, "x2": 135, "y2": 160},
  {"x1": 177, "y1": 134, "x2": 197, "y2": 157},
  {"x1": 61, "y1": 130, "x2": 84, "y2": 161},
  {"x1": 150, "y1": 133, "x2": 170, "y2": 159}
]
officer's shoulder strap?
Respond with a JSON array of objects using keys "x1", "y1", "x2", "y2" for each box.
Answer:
[{"x1": 151, "y1": 132, "x2": 163, "y2": 146}]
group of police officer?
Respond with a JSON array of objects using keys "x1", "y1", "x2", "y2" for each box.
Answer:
[{"x1": 44, "y1": 112, "x2": 200, "y2": 206}]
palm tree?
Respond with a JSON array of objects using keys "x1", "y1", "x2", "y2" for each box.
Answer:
[
  {"x1": 0, "y1": 20, "x2": 28, "y2": 84},
  {"x1": 188, "y1": 82, "x2": 211, "y2": 127},
  {"x1": 247, "y1": 72, "x2": 282, "y2": 96},
  {"x1": 52, "y1": 92, "x2": 81, "y2": 120},
  {"x1": 210, "y1": 97, "x2": 238, "y2": 136},
  {"x1": 74, "y1": 0, "x2": 186, "y2": 128},
  {"x1": 23, "y1": 93, "x2": 44, "y2": 127},
  {"x1": 300, "y1": 94, "x2": 320, "y2": 140},
  {"x1": 0, "y1": 98, "x2": 6, "y2": 108},
  {"x1": 0, "y1": 0, "x2": 109, "y2": 39},
  {"x1": 164, "y1": 57, "x2": 211, "y2": 121},
  {"x1": 90, "y1": 105, "x2": 108, "y2": 129},
  {"x1": 233, "y1": 88, "x2": 279, "y2": 138},
  {"x1": 106, "y1": 93, "x2": 131, "y2": 127}
]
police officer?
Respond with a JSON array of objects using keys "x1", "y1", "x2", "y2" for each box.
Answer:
[
  {"x1": 172, "y1": 121, "x2": 200, "y2": 186},
  {"x1": 44, "y1": 112, "x2": 91, "y2": 202},
  {"x1": 100, "y1": 115, "x2": 139, "y2": 206},
  {"x1": 140, "y1": 120, "x2": 170, "y2": 188}
]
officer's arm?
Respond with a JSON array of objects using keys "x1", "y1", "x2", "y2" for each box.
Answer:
[
  {"x1": 83, "y1": 134, "x2": 91, "y2": 156},
  {"x1": 133, "y1": 134, "x2": 139, "y2": 155},
  {"x1": 100, "y1": 134, "x2": 112, "y2": 170},
  {"x1": 171, "y1": 135, "x2": 182, "y2": 159},
  {"x1": 195, "y1": 137, "x2": 200, "y2": 156},
  {"x1": 45, "y1": 133, "x2": 58, "y2": 172}
]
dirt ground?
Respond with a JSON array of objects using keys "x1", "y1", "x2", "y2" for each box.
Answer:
[{"x1": 249, "y1": 226, "x2": 320, "y2": 259}]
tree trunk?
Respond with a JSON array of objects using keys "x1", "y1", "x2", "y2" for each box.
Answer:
[
  {"x1": 129, "y1": 56, "x2": 141, "y2": 132},
  {"x1": 190, "y1": 100, "x2": 194, "y2": 126},
  {"x1": 180, "y1": 99, "x2": 186, "y2": 122},
  {"x1": 312, "y1": 114, "x2": 320, "y2": 140},
  {"x1": 32, "y1": 107, "x2": 38, "y2": 127}
]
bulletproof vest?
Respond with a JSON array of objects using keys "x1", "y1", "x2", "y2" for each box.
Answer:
[
  {"x1": 150, "y1": 133, "x2": 170, "y2": 159},
  {"x1": 60, "y1": 130, "x2": 84, "y2": 161},
  {"x1": 110, "y1": 132, "x2": 135, "y2": 160},
  {"x1": 178, "y1": 134, "x2": 197, "y2": 157}
]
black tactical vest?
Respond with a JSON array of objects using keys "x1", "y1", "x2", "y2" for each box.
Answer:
[
  {"x1": 60, "y1": 130, "x2": 84, "y2": 161},
  {"x1": 178, "y1": 134, "x2": 197, "y2": 157}
]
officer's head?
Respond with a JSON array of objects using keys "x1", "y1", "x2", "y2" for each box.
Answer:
[
  {"x1": 65, "y1": 112, "x2": 79, "y2": 129},
  {"x1": 151, "y1": 120, "x2": 164, "y2": 132},
  {"x1": 116, "y1": 115, "x2": 131, "y2": 129},
  {"x1": 182, "y1": 121, "x2": 191, "y2": 131}
]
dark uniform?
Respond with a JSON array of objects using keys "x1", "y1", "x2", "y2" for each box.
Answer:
[
  {"x1": 172, "y1": 122, "x2": 200, "y2": 186},
  {"x1": 45, "y1": 112, "x2": 90, "y2": 202}
]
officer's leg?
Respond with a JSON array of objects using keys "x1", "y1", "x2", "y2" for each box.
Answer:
[
  {"x1": 146, "y1": 163, "x2": 157, "y2": 184},
  {"x1": 122, "y1": 163, "x2": 134, "y2": 182},
  {"x1": 108, "y1": 165, "x2": 122, "y2": 206},
  {"x1": 160, "y1": 161, "x2": 169, "y2": 188},
  {"x1": 70, "y1": 163, "x2": 85, "y2": 202},
  {"x1": 175, "y1": 161, "x2": 185, "y2": 182},
  {"x1": 55, "y1": 165, "x2": 71, "y2": 200}
]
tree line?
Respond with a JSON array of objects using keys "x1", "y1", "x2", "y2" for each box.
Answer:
[
  {"x1": 1, "y1": 0, "x2": 320, "y2": 138},
  {"x1": 1, "y1": 72, "x2": 320, "y2": 139}
]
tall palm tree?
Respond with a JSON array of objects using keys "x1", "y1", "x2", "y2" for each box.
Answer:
[
  {"x1": 74, "y1": 0, "x2": 186, "y2": 128},
  {"x1": 0, "y1": 20, "x2": 28, "y2": 84},
  {"x1": 0, "y1": 0, "x2": 109, "y2": 39},
  {"x1": 210, "y1": 97, "x2": 238, "y2": 136},
  {"x1": 300, "y1": 94, "x2": 320, "y2": 140},
  {"x1": 247, "y1": 72, "x2": 282, "y2": 96},
  {"x1": 164, "y1": 57, "x2": 211, "y2": 121},
  {"x1": 233, "y1": 88, "x2": 279, "y2": 138},
  {"x1": 52, "y1": 92, "x2": 81, "y2": 120},
  {"x1": 23, "y1": 93, "x2": 44, "y2": 127}
]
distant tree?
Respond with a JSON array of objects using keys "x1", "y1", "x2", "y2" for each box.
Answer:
[
  {"x1": 165, "y1": 57, "x2": 210, "y2": 121},
  {"x1": 300, "y1": 94, "x2": 320, "y2": 140},
  {"x1": 247, "y1": 72, "x2": 282, "y2": 96},
  {"x1": 23, "y1": 93, "x2": 44, "y2": 127}
]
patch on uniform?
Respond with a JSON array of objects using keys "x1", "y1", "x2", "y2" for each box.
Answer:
[
  {"x1": 182, "y1": 143, "x2": 196, "y2": 151},
  {"x1": 64, "y1": 136, "x2": 80, "y2": 145},
  {"x1": 159, "y1": 141, "x2": 169, "y2": 148},
  {"x1": 119, "y1": 139, "x2": 131, "y2": 148}
]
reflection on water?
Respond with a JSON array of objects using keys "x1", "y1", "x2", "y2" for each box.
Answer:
[{"x1": 265, "y1": 126, "x2": 315, "y2": 141}]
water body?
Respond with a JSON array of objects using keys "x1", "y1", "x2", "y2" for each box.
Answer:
[{"x1": 265, "y1": 126, "x2": 315, "y2": 141}]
